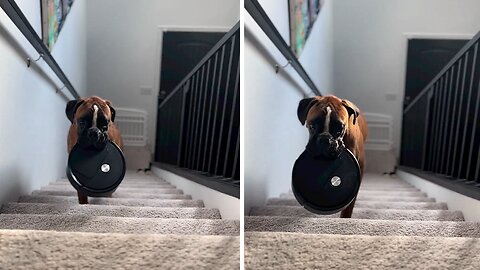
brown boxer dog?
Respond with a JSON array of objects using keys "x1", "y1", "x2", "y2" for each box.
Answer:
[
  {"x1": 297, "y1": 95, "x2": 368, "y2": 218},
  {"x1": 66, "y1": 96, "x2": 123, "y2": 204}
]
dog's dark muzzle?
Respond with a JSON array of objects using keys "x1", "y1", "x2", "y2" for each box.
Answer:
[
  {"x1": 306, "y1": 133, "x2": 344, "y2": 159},
  {"x1": 86, "y1": 127, "x2": 107, "y2": 150}
]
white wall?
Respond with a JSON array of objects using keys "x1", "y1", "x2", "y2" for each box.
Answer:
[
  {"x1": 332, "y1": 0, "x2": 480, "y2": 158},
  {"x1": 0, "y1": 0, "x2": 87, "y2": 204},
  {"x1": 244, "y1": 0, "x2": 335, "y2": 212},
  {"x1": 85, "y1": 0, "x2": 239, "y2": 153},
  {"x1": 151, "y1": 166, "x2": 239, "y2": 220}
]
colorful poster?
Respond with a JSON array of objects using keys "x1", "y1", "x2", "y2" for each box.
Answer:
[
  {"x1": 289, "y1": 0, "x2": 323, "y2": 57},
  {"x1": 41, "y1": 0, "x2": 75, "y2": 51}
]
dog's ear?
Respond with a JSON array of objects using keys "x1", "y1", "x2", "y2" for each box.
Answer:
[
  {"x1": 342, "y1": 99, "x2": 360, "y2": 125},
  {"x1": 65, "y1": 99, "x2": 84, "y2": 123},
  {"x1": 106, "y1": 100, "x2": 116, "y2": 122},
  {"x1": 297, "y1": 97, "x2": 318, "y2": 125}
]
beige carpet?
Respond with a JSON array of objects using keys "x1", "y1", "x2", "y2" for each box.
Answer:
[
  {"x1": 245, "y1": 174, "x2": 480, "y2": 269},
  {"x1": 0, "y1": 230, "x2": 239, "y2": 269},
  {"x1": 0, "y1": 172, "x2": 239, "y2": 269}
]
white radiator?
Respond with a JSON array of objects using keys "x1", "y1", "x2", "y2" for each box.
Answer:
[
  {"x1": 363, "y1": 113, "x2": 393, "y2": 151},
  {"x1": 114, "y1": 108, "x2": 148, "y2": 147}
]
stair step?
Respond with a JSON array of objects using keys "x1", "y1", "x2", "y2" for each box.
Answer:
[
  {"x1": 18, "y1": 195, "x2": 204, "y2": 208},
  {"x1": 360, "y1": 186, "x2": 420, "y2": 192},
  {"x1": 360, "y1": 183, "x2": 414, "y2": 187},
  {"x1": 282, "y1": 190, "x2": 428, "y2": 198},
  {"x1": 288, "y1": 186, "x2": 421, "y2": 192},
  {"x1": 249, "y1": 206, "x2": 464, "y2": 221},
  {"x1": 266, "y1": 199, "x2": 447, "y2": 210},
  {"x1": 0, "y1": 230, "x2": 239, "y2": 269},
  {"x1": 245, "y1": 232, "x2": 480, "y2": 269},
  {"x1": 58, "y1": 177, "x2": 168, "y2": 184},
  {"x1": 32, "y1": 190, "x2": 191, "y2": 200},
  {"x1": 0, "y1": 203, "x2": 220, "y2": 219},
  {"x1": 245, "y1": 216, "x2": 480, "y2": 237},
  {"x1": 41, "y1": 186, "x2": 183, "y2": 194},
  {"x1": 356, "y1": 190, "x2": 427, "y2": 197},
  {"x1": 0, "y1": 214, "x2": 239, "y2": 235},
  {"x1": 50, "y1": 181, "x2": 175, "y2": 188},
  {"x1": 277, "y1": 194, "x2": 434, "y2": 202},
  {"x1": 266, "y1": 198, "x2": 444, "y2": 208}
]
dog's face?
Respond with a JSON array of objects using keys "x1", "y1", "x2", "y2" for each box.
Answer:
[
  {"x1": 66, "y1": 96, "x2": 116, "y2": 150},
  {"x1": 297, "y1": 96, "x2": 359, "y2": 159}
]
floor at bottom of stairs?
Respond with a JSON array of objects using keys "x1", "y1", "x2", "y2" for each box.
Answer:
[
  {"x1": 245, "y1": 173, "x2": 480, "y2": 269},
  {"x1": 0, "y1": 171, "x2": 239, "y2": 269}
]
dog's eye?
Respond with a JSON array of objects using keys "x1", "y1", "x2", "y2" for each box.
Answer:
[
  {"x1": 101, "y1": 125, "x2": 108, "y2": 132},
  {"x1": 77, "y1": 121, "x2": 86, "y2": 128},
  {"x1": 331, "y1": 123, "x2": 345, "y2": 136},
  {"x1": 307, "y1": 124, "x2": 315, "y2": 132}
]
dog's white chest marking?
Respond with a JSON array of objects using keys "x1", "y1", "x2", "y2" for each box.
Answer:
[
  {"x1": 323, "y1": 106, "x2": 332, "y2": 133},
  {"x1": 92, "y1": 105, "x2": 99, "y2": 128}
]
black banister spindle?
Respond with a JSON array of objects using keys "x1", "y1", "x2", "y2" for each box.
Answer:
[
  {"x1": 421, "y1": 89, "x2": 432, "y2": 170},
  {"x1": 195, "y1": 60, "x2": 211, "y2": 170},
  {"x1": 450, "y1": 54, "x2": 469, "y2": 176},
  {"x1": 438, "y1": 71, "x2": 451, "y2": 173},
  {"x1": 446, "y1": 61, "x2": 462, "y2": 176},
  {"x1": 223, "y1": 61, "x2": 240, "y2": 177},
  {"x1": 177, "y1": 83, "x2": 188, "y2": 166},
  {"x1": 208, "y1": 46, "x2": 226, "y2": 173},
  {"x1": 458, "y1": 43, "x2": 478, "y2": 179},
  {"x1": 431, "y1": 80, "x2": 442, "y2": 172},
  {"x1": 191, "y1": 66, "x2": 205, "y2": 170},
  {"x1": 202, "y1": 53, "x2": 219, "y2": 172},
  {"x1": 214, "y1": 35, "x2": 236, "y2": 175}
]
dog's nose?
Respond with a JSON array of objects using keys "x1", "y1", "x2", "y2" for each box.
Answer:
[
  {"x1": 317, "y1": 134, "x2": 332, "y2": 148},
  {"x1": 310, "y1": 134, "x2": 341, "y2": 159},
  {"x1": 87, "y1": 128, "x2": 101, "y2": 140}
]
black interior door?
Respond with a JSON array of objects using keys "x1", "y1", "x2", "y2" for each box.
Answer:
[
  {"x1": 404, "y1": 39, "x2": 468, "y2": 108},
  {"x1": 159, "y1": 31, "x2": 225, "y2": 102}
]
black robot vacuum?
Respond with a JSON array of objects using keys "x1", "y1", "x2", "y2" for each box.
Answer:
[
  {"x1": 292, "y1": 148, "x2": 361, "y2": 215},
  {"x1": 66, "y1": 141, "x2": 126, "y2": 197}
]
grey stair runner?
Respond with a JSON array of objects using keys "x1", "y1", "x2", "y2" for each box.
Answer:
[
  {"x1": 245, "y1": 174, "x2": 480, "y2": 269},
  {"x1": 0, "y1": 171, "x2": 239, "y2": 268}
]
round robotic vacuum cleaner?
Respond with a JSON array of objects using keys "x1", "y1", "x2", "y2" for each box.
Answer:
[
  {"x1": 292, "y1": 148, "x2": 361, "y2": 215},
  {"x1": 66, "y1": 141, "x2": 126, "y2": 197}
]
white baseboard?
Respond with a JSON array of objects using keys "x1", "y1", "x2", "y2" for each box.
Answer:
[
  {"x1": 151, "y1": 166, "x2": 239, "y2": 220},
  {"x1": 398, "y1": 170, "x2": 480, "y2": 222}
]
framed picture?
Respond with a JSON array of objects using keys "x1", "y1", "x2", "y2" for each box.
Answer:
[
  {"x1": 41, "y1": 0, "x2": 75, "y2": 51},
  {"x1": 289, "y1": 0, "x2": 322, "y2": 57}
]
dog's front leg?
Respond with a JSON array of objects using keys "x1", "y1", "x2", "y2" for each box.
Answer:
[
  {"x1": 77, "y1": 190, "x2": 88, "y2": 204},
  {"x1": 340, "y1": 198, "x2": 356, "y2": 218}
]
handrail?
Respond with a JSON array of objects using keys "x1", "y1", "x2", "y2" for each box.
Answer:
[
  {"x1": 0, "y1": 0, "x2": 80, "y2": 99},
  {"x1": 245, "y1": 0, "x2": 321, "y2": 96},
  {"x1": 159, "y1": 21, "x2": 240, "y2": 108},
  {"x1": 404, "y1": 30, "x2": 480, "y2": 113}
]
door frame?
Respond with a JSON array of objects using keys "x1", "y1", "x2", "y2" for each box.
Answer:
[{"x1": 150, "y1": 26, "x2": 229, "y2": 153}]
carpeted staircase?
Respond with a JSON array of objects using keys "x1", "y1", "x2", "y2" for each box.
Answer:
[
  {"x1": 0, "y1": 171, "x2": 239, "y2": 269},
  {"x1": 245, "y1": 174, "x2": 480, "y2": 269}
]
